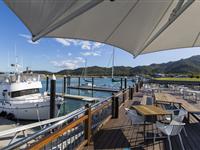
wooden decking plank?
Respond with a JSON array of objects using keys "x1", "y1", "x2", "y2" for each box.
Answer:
[
  {"x1": 182, "y1": 124, "x2": 200, "y2": 150},
  {"x1": 87, "y1": 93, "x2": 200, "y2": 150}
]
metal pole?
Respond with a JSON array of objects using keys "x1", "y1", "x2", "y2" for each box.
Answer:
[
  {"x1": 63, "y1": 75, "x2": 66, "y2": 95},
  {"x1": 111, "y1": 93, "x2": 115, "y2": 118},
  {"x1": 120, "y1": 78, "x2": 123, "y2": 90},
  {"x1": 78, "y1": 76, "x2": 81, "y2": 87},
  {"x1": 124, "y1": 77, "x2": 127, "y2": 89},
  {"x1": 46, "y1": 75, "x2": 49, "y2": 92},
  {"x1": 67, "y1": 75, "x2": 70, "y2": 94},
  {"x1": 92, "y1": 77, "x2": 94, "y2": 90},
  {"x1": 67, "y1": 75, "x2": 71, "y2": 87},
  {"x1": 136, "y1": 83, "x2": 139, "y2": 92},
  {"x1": 129, "y1": 86, "x2": 132, "y2": 100},
  {"x1": 115, "y1": 96, "x2": 119, "y2": 118},
  {"x1": 50, "y1": 75, "x2": 56, "y2": 119},
  {"x1": 91, "y1": 77, "x2": 94, "y2": 97}
]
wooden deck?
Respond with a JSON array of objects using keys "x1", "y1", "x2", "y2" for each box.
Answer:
[{"x1": 85, "y1": 93, "x2": 200, "y2": 150}]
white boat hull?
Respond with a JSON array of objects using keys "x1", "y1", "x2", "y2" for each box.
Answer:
[{"x1": 0, "y1": 100, "x2": 63, "y2": 120}]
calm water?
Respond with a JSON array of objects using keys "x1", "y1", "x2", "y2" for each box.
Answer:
[{"x1": 41, "y1": 77, "x2": 135, "y2": 115}]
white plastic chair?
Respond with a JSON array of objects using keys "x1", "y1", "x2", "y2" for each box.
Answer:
[
  {"x1": 173, "y1": 109, "x2": 188, "y2": 137},
  {"x1": 125, "y1": 108, "x2": 144, "y2": 125},
  {"x1": 125, "y1": 108, "x2": 156, "y2": 143},
  {"x1": 156, "y1": 120, "x2": 185, "y2": 150},
  {"x1": 164, "y1": 108, "x2": 187, "y2": 137},
  {"x1": 173, "y1": 109, "x2": 187, "y2": 122}
]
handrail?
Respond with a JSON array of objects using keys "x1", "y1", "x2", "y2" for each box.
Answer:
[
  {"x1": 92, "y1": 100, "x2": 111, "y2": 114},
  {"x1": 0, "y1": 107, "x2": 85, "y2": 137},
  {"x1": 29, "y1": 115, "x2": 88, "y2": 150},
  {"x1": 114, "y1": 88, "x2": 129, "y2": 97},
  {"x1": 0, "y1": 96, "x2": 113, "y2": 138},
  {"x1": 2, "y1": 108, "x2": 87, "y2": 150},
  {"x1": 91, "y1": 96, "x2": 112, "y2": 109},
  {"x1": 2, "y1": 96, "x2": 114, "y2": 149}
]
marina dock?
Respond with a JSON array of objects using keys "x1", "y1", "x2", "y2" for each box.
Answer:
[
  {"x1": 68, "y1": 85, "x2": 119, "y2": 92},
  {"x1": 54, "y1": 93, "x2": 99, "y2": 102}
]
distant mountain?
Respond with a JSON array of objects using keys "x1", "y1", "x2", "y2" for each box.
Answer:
[
  {"x1": 133, "y1": 55, "x2": 200, "y2": 75},
  {"x1": 57, "y1": 66, "x2": 133, "y2": 76},
  {"x1": 30, "y1": 70, "x2": 53, "y2": 75},
  {"x1": 31, "y1": 55, "x2": 200, "y2": 76}
]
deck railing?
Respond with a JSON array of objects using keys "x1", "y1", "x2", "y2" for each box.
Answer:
[{"x1": 1, "y1": 83, "x2": 141, "y2": 150}]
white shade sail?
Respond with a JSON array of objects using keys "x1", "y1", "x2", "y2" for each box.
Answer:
[{"x1": 4, "y1": 0, "x2": 200, "y2": 56}]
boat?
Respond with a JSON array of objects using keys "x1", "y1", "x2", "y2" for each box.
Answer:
[
  {"x1": 82, "y1": 58, "x2": 92, "y2": 83},
  {"x1": 0, "y1": 63, "x2": 63, "y2": 120}
]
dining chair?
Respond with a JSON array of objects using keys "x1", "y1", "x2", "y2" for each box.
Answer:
[
  {"x1": 125, "y1": 108, "x2": 144, "y2": 125},
  {"x1": 163, "y1": 108, "x2": 187, "y2": 137},
  {"x1": 173, "y1": 109, "x2": 188, "y2": 137},
  {"x1": 156, "y1": 120, "x2": 185, "y2": 150},
  {"x1": 125, "y1": 108, "x2": 156, "y2": 143}
]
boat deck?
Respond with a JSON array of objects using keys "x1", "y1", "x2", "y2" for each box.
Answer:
[{"x1": 85, "y1": 93, "x2": 200, "y2": 150}]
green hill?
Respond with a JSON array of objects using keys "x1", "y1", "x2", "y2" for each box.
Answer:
[{"x1": 31, "y1": 55, "x2": 200, "y2": 76}]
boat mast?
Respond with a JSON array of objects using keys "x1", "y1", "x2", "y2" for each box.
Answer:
[{"x1": 112, "y1": 47, "x2": 115, "y2": 79}]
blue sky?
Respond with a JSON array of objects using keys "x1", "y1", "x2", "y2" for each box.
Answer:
[{"x1": 0, "y1": 2, "x2": 200, "y2": 72}]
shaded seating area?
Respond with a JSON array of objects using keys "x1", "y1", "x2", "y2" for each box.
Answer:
[{"x1": 86, "y1": 88, "x2": 200, "y2": 150}]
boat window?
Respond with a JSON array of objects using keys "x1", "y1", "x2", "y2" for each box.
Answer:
[{"x1": 11, "y1": 88, "x2": 40, "y2": 98}]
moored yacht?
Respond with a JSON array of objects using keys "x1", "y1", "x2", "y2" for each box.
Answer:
[{"x1": 0, "y1": 64, "x2": 63, "y2": 120}]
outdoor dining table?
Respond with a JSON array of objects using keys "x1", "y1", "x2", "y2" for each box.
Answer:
[
  {"x1": 131, "y1": 105, "x2": 172, "y2": 142},
  {"x1": 154, "y1": 93, "x2": 182, "y2": 108},
  {"x1": 154, "y1": 92, "x2": 200, "y2": 122},
  {"x1": 183, "y1": 89, "x2": 200, "y2": 102}
]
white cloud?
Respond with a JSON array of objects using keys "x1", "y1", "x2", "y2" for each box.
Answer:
[
  {"x1": 54, "y1": 38, "x2": 80, "y2": 47},
  {"x1": 54, "y1": 38, "x2": 71, "y2": 47},
  {"x1": 92, "y1": 42, "x2": 104, "y2": 49},
  {"x1": 67, "y1": 39, "x2": 79, "y2": 45},
  {"x1": 80, "y1": 41, "x2": 91, "y2": 50},
  {"x1": 67, "y1": 52, "x2": 72, "y2": 56},
  {"x1": 75, "y1": 57, "x2": 85, "y2": 62},
  {"x1": 81, "y1": 51, "x2": 101, "y2": 56},
  {"x1": 54, "y1": 38, "x2": 104, "y2": 50},
  {"x1": 50, "y1": 57, "x2": 85, "y2": 69},
  {"x1": 19, "y1": 34, "x2": 39, "y2": 45}
]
